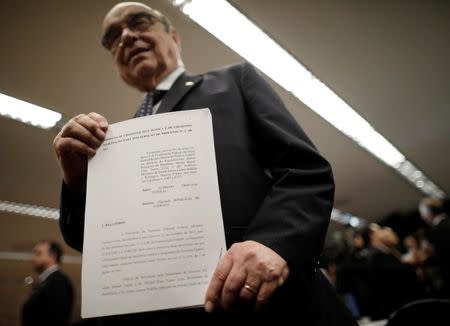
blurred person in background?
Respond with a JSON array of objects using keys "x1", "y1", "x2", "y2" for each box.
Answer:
[
  {"x1": 400, "y1": 232, "x2": 434, "y2": 292},
  {"x1": 366, "y1": 224, "x2": 422, "y2": 320},
  {"x1": 401, "y1": 234, "x2": 420, "y2": 264},
  {"x1": 419, "y1": 197, "x2": 450, "y2": 297},
  {"x1": 319, "y1": 245, "x2": 340, "y2": 287},
  {"x1": 21, "y1": 240, "x2": 74, "y2": 326},
  {"x1": 336, "y1": 229, "x2": 371, "y2": 319},
  {"x1": 401, "y1": 233, "x2": 429, "y2": 282}
]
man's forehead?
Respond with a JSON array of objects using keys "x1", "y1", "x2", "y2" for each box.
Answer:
[
  {"x1": 34, "y1": 242, "x2": 49, "y2": 251},
  {"x1": 102, "y1": 2, "x2": 153, "y2": 30}
]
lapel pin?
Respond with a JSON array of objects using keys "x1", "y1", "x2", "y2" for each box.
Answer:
[{"x1": 185, "y1": 81, "x2": 194, "y2": 86}]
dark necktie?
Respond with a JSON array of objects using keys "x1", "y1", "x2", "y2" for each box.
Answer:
[{"x1": 135, "y1": 90, "x2": 166, "y2": 117}]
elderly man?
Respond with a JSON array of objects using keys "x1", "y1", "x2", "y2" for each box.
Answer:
[{"x1": 54, "y1": 2, "x2": 356, "y2": 325}]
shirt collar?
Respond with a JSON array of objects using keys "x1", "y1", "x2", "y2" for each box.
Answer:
[
  {"x1": 38, "y1": 264, "x2": 59, "y2": 283},
  {"x1": 374, "y1": 243, "x2": 392, "y2": 254},
  {"x1": 433, "y1": 214, "x2": 447, "y2": 226},
  {"x1": 155, "y1": 66, "x2": 186, "y2": 91}
]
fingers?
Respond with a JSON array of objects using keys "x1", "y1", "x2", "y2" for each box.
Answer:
[
  {"x1": 220, "y1": 267, "x2": 246, "y2": 310},
  {"x1": 204, "y1": 241, "x2": 289, "y2": 313},
  {"x1": 54, "y1": 136, "x2": 96, "y2": 157},
  {"x1": 61, "y1": 120, "x2": 103, "y2": 149},
  {"x1": 255, "y1": 281, "x2": 278, "y2": 311},
  {"x1": 65, "y1": 114, "x2": 107, "y2": 140},
  {"x1": 280, "y1": 265, "x2": 290, "y2": 286},
  {"x1": 56, "y1": 113, "x2": 108, "y2": 155},
  {"x1": 239, "y1": 273, "x2": 261, "y2": 302},
  {"x1": 87, "y1": 112, "x2": 109, "y2": 131},
  {"x1": 204, "y1": 252, "x2": 233, "y2": 313}
]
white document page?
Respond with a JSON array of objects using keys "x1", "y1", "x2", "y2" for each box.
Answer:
[{"x1": 82, "y1": 109, "x2": 226, "y2": 318}]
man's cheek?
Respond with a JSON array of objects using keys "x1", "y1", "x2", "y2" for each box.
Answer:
[{"x1": 115, "y1": 46, "x2": 127, "y2": 66}]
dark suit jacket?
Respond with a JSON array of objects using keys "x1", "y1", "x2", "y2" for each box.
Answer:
[
  {"x1": 22, "y1": 269, "x2": 74, "y2": 326},
  {"x1": 59, "y1": 62, "x2": 356, "y2": 325},
  {"x1": 426, "y1": 216, "x2": 450, "y2": 296},
  {"x1": 337, "y1": 249, "x2": 371, "y2": 317},
  {"x1": 366, "y1": 248, "x2": 422, "y2": 320}
]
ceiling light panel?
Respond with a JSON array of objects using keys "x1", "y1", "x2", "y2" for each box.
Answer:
[
  {"x1": 168, "y1": 0, "x2": 446, "y2": 199},
  {"x1": 0, "y1": 200, "x2": 59, "y2": 219},
  {"x1": 0, "y1": 93, "x2": 62, "y2": 129}
]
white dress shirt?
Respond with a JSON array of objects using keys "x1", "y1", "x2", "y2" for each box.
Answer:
[
  {"x1": 432, "y1": 213, "x2": 447, "y2": 226},
  {"x1": 38, "y1": 264, "x2": 60, "y2": 283},
  {"x1": 150, "y1": 65, "x2": 186, "y2": 115}
]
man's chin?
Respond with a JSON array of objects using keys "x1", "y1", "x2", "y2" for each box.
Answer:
[
  {"x1": 127, "y1": 64, "x2": 160, "y2": 90},
  {"x1": 133, "y1": 61, "x2": 157, "y2": 79}
]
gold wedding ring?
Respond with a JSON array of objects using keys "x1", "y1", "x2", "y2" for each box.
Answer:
[{"x1": 243, "y1": 284, "x2": 258, "y2": 294}]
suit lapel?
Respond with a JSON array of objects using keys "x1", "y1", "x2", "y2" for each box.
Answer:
[{"x1": 156, "y1": 73, "x2": 203, "y2": 114}]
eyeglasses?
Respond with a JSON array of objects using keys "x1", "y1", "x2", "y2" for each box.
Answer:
[{"x1": 101, "y1": 12, "x2": 162, "y2": 54}]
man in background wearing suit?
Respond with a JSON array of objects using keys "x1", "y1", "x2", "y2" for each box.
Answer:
[
  {"x1": 419, "y1": 197, "x2": 450, "y2": 297},
  {"x1": 53, "y1": 2, "x2": 356, "y2": 325},
  {"x1": 365, "y1": 224, "x2": 422, "y2": 320},
  {"x1": 21, "y1": 241, "x2": 74, "y2": 326}
]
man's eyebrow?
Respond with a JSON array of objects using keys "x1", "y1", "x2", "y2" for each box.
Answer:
[{"x1": 101, "y1": 11, "x2": 153, "y2": 48}]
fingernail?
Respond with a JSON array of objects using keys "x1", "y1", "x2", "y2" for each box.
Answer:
[
  {"x1": 205, "y1": 301, "x2": 215, "y2": 313},
  {"x1": 100, "y1": 121, "x2": 108, "y2": 129}
]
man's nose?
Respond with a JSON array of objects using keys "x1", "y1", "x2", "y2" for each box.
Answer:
[{"x1": 120, "y1": 27, "x2": 139, "y2": 46}]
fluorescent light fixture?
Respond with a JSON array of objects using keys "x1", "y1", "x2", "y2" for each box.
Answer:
[
  {"x1": 396, "y1": 160, "x2": 445, "y2": 198},
  {"x1": 349, "y1": 216, "x2": 360, "y2": 228},
  {"x1": 331, "y1": 208, "x2": 366, "y2": 227},
  {"x1": 172, "y1": 0, "x2": 186, "y2": 6},
  {"x1": 0, "y1": 93, "x2": 62, "y2": 129},
  {"x1": 0, "y1": 200, "x2": 59, "y2": 219},
  {"x1": 331, "y1": 208, "x2": 350, "y2": 225},
  {"x1": 169, "y1": 0, "x2": 446, "y2": 198},
  {"x1": 0, "y1": 251, "x2": 81, "y2": 264}
]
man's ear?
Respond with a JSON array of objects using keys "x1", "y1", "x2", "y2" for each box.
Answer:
[
  {"x1": 49, "y1": 252, "x2": 57, "y2": 264},
  {"x1": 171, "y1": 29, "x2": 182, "y2": 52}
]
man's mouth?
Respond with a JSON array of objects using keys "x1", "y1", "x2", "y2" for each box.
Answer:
[{"x1": 127, "y1": 47, "x2": 150, "y2": 64}]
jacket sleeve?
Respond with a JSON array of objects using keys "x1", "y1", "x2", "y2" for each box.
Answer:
[
  {"x1": 239, "y1": 62, "x2": 334, "y2": 279},
  {"x1": 59, "y1": 182, "x2": 86, "y2": 252}
]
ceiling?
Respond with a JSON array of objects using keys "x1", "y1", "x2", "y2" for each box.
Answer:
[{"x1": 1, "y1": 0, "x2": 449, "y2": 228}]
